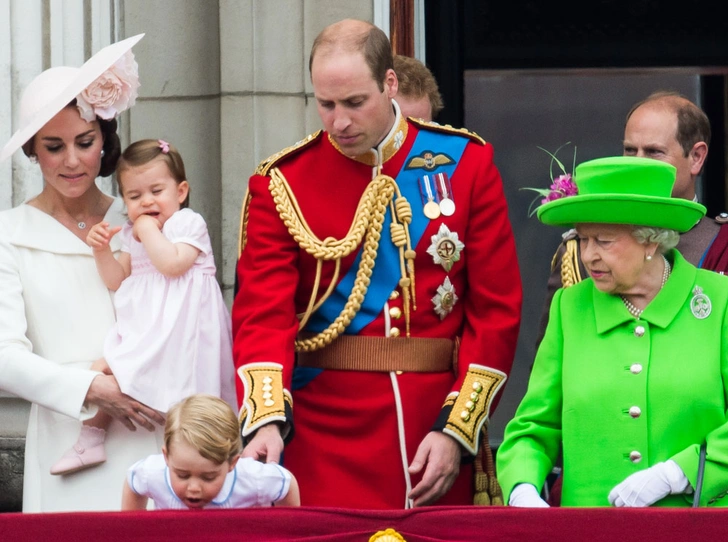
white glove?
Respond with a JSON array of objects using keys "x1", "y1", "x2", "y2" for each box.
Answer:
[
  {"x1": 509, "y1": 483, "x2": 550, "y2": 507},
  {"x1": 608, "y1": 460, "x2": 690, "y2": 507}
]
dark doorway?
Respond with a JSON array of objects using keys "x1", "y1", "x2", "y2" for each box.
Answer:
[{"x1": 425, "y1": 0, "x2": 728, "y2": 442}]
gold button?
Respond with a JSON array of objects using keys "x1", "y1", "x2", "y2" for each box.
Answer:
[
  {"x1": 472, "y1": 381, "x2": 483, "y2": 393},
  {"x1": 389, "y1": 290, "x2": 400, "y2": 300},
  {"x1": 629, "y1": 406, "x2": 641, "y2": 418},
  {"x1": 460, "y1": 411, "x2": 470, "y2": 422},
  {"x1": 470, "y1": 392, "x2": 479, "y2": 402},
  {"x1": 465, "y1": 400, "x2": 475, "y2": 412},
  {"x1": 396, "y1": 370, "x2": 403, "y2": 375},
  {"x1": 629, "y1": 451, "x2": 642, "y2": 463},
  {"x1": 389, "y1": 307, "x2": 402, "y2": 319},
  {"x1": 634, "y1": 326, "x2": 645, "y2": 337},
  {"x1": 389, "y1": 327, "x2": 401, "y2": 338}
]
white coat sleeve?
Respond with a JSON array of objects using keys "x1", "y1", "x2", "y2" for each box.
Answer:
[{"x1": 0, "y1": 235, "x2": 100, "y2": 419}]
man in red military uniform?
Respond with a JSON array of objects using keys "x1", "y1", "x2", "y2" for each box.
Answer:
[{"x1": 232, "y1": 18, "x2": 522, "y2": 509}]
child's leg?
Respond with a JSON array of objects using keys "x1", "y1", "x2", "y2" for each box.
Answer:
[{"x1": 50, "y1": 358, "x2": 112, "y2": 475}]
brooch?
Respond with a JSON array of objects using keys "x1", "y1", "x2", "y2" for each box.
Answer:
[
  {"x1": 690, "y1": 286, "x2": 711, "y2": 319},
  {"x1": 427, "y1": 223, "x2": 464, "y2": 272},
  {"x1": 432, "y1": 276, "x2": 458, "y2": 319}
]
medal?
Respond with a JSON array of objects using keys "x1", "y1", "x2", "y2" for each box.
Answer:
[
  {"x1": 436, "y1": 173, "x2": 455, "y2": 216},
  {"x1": 690, "y1": 286, "x2": 712, "y2": 319},
  {"x1": 432, "y1": 276, "x2": 458, "y2": 320},
  {"x1": 424, "y1": 201, "x2": 440, "y2": 219},
  {"x1": 420, "y1": 174, "x2": 441, "y2": 219},
  {"x1": 427, "y1": 223, "x2": 465, "y2": 272}
]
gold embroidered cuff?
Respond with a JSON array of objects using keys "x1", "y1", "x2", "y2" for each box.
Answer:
[
  {"x1": 442, "y1": 364, "x2": 507, "y2": 455},
  {"x1": 238, "y1": 362, "x2": 289, "y2": 437}
]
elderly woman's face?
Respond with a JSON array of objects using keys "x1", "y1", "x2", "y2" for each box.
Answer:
[
  {"x1": 576, "y1": 223, "x2": 654, "y2": 295},
  {"x1": 33, "y1": 105, "x2": 104, "y2": 200}
]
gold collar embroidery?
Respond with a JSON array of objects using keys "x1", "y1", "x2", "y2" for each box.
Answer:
[{"x1": 328, "y1": 102, "x2": 409, "y2": 167}]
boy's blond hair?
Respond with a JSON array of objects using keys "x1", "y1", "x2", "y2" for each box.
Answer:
[{"x1": 164, "y1": 394, "x2": 242, "y2": 464}]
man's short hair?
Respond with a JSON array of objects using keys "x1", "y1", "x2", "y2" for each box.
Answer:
[
  {"x1": 393, "y1": 55, "x2": 444, "y2": 117},
  {"x1": 309, "y1": 20, "x2": 393, "y2": 92},
  {"x1": 626, "y1": 91, "x2": 711, "y2": 156}
]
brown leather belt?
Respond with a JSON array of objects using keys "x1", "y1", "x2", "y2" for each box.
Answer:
[{"x1": 296, "y1": 335, "x2": 456, "y2": 373}]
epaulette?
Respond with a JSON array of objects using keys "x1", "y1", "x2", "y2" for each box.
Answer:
[
  {"x1": 549, "y1": 229, "x2": 577, "y2": 271},
  {"x1": 715, "y1": 212, "x2": 728, "y2": 224},
  {"x1": 408, "y1": 117, "x2": 486, "y2": 145},
  {"x1": 254, "y1": 130, "x2": 324, "y2": 176}
]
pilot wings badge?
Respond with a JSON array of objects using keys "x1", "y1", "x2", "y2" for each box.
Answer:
[{"x1": 405, "y1": 150, "x2": 454, "y2": 171}]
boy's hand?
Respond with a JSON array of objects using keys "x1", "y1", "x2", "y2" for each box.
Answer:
[{"x1": 87, "y1": 222, "x2": 122, "y2": 251}]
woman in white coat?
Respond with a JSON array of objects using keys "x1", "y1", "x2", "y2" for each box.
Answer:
[{"x1": 0, "y1": 34, "x2": 164, "y2": 512}]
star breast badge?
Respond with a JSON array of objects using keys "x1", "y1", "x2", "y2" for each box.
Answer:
[
  {"x1": 432, "y1": 276, "x2": 458, "y2": 319},
  {"x1": 427, "y1": 223, "x2": 464, "y2": 272}
]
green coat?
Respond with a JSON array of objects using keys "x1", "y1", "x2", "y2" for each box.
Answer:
[{"x1": 497, "y1": 250, "x2": 728, "y2": 507}]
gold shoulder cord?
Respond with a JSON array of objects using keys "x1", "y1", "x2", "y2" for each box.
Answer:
[
  {"x1": 559, "y1": 238, "x2": 582, "y2": 288},
  {"x1": 268, "y1": 167, "x2": 416, "y2": 352}
]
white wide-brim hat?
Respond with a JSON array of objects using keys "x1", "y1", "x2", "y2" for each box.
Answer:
[{"x1": 0, "y1": 33, "x2": 144, "y2": 162}]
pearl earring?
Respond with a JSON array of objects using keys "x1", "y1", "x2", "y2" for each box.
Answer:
[
  {"x1": 646, "y1": 254, "x2": 653, "y2": 261},
  {"x1": 29, "y1": 154, "x2": 38, "y2": 164},
  {"x1": 100, "y1": 149, "x2": 105, "y2": 158}
]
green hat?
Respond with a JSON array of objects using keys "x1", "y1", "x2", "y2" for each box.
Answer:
[{"x1": 536, "y1": 156, "x2": 706, "y2": 232}]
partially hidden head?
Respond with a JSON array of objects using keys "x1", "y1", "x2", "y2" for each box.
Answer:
[
  {"x1": 623, "y1": 91, "x2": 710, "y2": 200},
  {"x1": 393, "y1": 54, "x2": 443, "y2": 121},
  {"x1": 537, "y1": 156, "x2": 706, "y2": 233},
  {"x1": 163, "y1": 394, "x2": 243, "y2": 509},
  {"x1": 1, "y1": 34, "x2": 144, "y2": 180},
  {"x1": 309, "y1": 19, "x2": 398, "y2": 157},
  {"x1": 116, "y1": 139, "x2": 190, "y2": 226}
]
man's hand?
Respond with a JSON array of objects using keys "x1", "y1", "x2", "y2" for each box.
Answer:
[
  {"x1": 407, "y1": 431, "x2": 461, "y2": 506},
  {"x1": 242, "y1": 423, "x2": 284, "y2": 464}
]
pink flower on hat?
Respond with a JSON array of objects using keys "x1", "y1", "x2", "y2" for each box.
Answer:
[
  {"x1": 541, "y1": 174, "x2": 577, "y2": 204},
  {"x1": 522, "y1": 143, "x2": 578, "y2": 216},
  {"x1": 76, "y1": 51, "x2": 140, "y2": 122}
]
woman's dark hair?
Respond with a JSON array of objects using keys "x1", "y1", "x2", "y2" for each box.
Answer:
[
  {"x1": 98, "y1": 117, "x2": 121, "y2": 177},
  {"x1": 20, "y1": 101, "x2": 122, "y2": 177}
]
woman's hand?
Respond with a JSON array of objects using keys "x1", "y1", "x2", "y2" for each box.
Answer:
[
  {"x1": 608, "y1": 460, "x2": 690, "y2": 507},
  {"x1": 85, "y1": 374, "x2": 164, "y2": 431},
  {"x1": 509, "y1": 483, "x2": 550, "y2": 507}
]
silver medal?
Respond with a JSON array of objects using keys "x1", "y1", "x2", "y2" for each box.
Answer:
[
  {"x1": 690, "y1": 286, "x2": 711, "y2": 319},
  {"x1": 439, "y1": 197, "x2": 455, "y2": 216}
]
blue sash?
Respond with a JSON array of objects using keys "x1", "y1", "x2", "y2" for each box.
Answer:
[{"x1": 304, "y1": 128, "x2": 469, "y2": 334}]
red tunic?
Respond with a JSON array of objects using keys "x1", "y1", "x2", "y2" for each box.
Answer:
[{"x1": 233, "y1": 112, "x2": 522, "y2": 509}]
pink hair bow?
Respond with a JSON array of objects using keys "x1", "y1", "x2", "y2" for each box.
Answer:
[{"x1": 158, "y1": 140, "x2": 170, "y2": 154}]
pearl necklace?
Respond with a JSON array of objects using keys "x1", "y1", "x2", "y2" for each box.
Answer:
[{"x1": 621, "y1": 255, "x2": 671, "y2": 318}]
